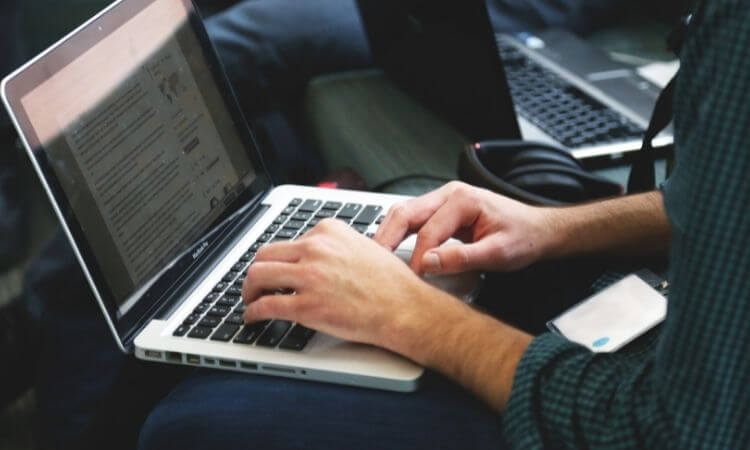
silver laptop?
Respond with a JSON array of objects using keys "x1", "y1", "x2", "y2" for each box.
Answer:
[
  {"x1": 1, "y1": 0, "x2": 478, "y2": 392},
  {"x1": 498, "y1": 30, "x2": 673, "y2": 161},
  {"x1": 357, "y1": 0, "x2": 673, "y2": 163}
]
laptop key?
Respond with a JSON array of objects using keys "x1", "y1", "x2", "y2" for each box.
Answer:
[
  {"x1": 289, "y1": 198, "x2": 302, "y2": 206},
  {"x1": 223, "y1": 271, "x2": 240, "y2": 283},
  {"x1": 198, "y1": 316, "x2": 221, "y2": 328},
  {"x1": 291, "y1": 211, "x2": 311, "y2": 222},
  {"x1": 188, "y1": 326, "x2": 212, "y2": 339},
  {"x1": 279, "y1": 324, "x2": 316, "y2": 351},
  {"x1": 213, "y1": 282, "x2": 229, "y2": 292},
  {"x1": 217, "y1": 295, "x2": 240, "y2": 307},
  {"x1": 211, "y1": 324, "x2": 240, "y2": 342},
  {"x1": 226, "y1": 286, "x2": 243, "y2": 297},
  {"x1": 298, "y1": 199, "x2": 322, "y2": 212},
  {"x1": 233, "y1": 303, "x2": 246, "y2": 314},
  {"x1": 265, "y1": 224, "x2": 280, "y2": 234},
  {"x1": 233, "y1": 322, "x2": 265, "y2": 345},
  {"x1": 283, "y1": 219, "x2": 305, "y2": 230},
  {"x1": 207, "y1": 306, "x2": 231, "y2": 317},
  {"x1": 257, "y1": 233, "x2": 273, "y2": 243},
  {"x1": 276, "y1": 229, "x2": 297, "y2": 239},
  {"x1": 240, "y1": 251, "x2": 255, "y2": 262},
  {"x1": 273, "y1": 214, "x2": 288, "y2": 225},
  {"x1": 289, "y1": 324, "x2": 316, "y2": 340},
  {"x1": 225, "y1": 313, "x2": 245, "y2": 325},
  {"x1": 322, "y1": 201, "x2": 342, "y2": 210},
  {"x1": 336, "y1": 203, "x2": 362, "y2": 219},
  {"x1": 173, "y1": 325, "x2": 190, "y2": 337},
  {"x1": 282, "y1": 206, "x2": 296, "y2": 215},
  {"x1": 315, "y1": 210, "x2": 335, "y2": 219},
  {"x1": 256, "y1": 320, "x2": 292, "y2": 347},
  {"x1": 204, "y1": 293, "x2": 220, "y2": 303},
  {"x1": 353, "y1": 205, "x2": 382, "y2": 225},
  {"x1": 193, "y1": 303, "x2": 210, "y2": 314},
  {"x1": 278, "y1": 335, "x2": 308, "y2": 351},
  {"x1": 183, "y1": 314, "x2": 200, "y2": 325},
  {"x1": 352, "y1": 224, "x2": 368, "y2": 234}
]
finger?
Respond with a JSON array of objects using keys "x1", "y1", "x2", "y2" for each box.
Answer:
[
  {"x1": 410, "y1": 194, "x2": 479, "y2": 273},
  {"x1": 242, "y1": 262, "x2": 304, "y2": 304},
  {"x1": 420, "y1": 240, "x2": 500, "y2": 274},
  {"x1": 375, "y1": 183, "x2": 456, "y2": 250},
  {"x1": 243, "y1": 294, "x2": 302, "y2": 323},
  {"x1": 253, "y1": 240, "x2": 304, "y2": 263}
]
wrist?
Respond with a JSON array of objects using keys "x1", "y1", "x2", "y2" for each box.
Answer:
[
  {"x1": 382, "y1": 280, "x2": 472, "y2": 366},
  {"x1": 533, "y1": 206, "x2": 573, "y2": 261}
]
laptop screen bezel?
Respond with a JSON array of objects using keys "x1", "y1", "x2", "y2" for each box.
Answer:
[
  {"x1": 356, "y1": 0, "x2": 522, "y2": 142},
  {"x1": 1, "y1": 0, "x2": 273, "y2": 351}
]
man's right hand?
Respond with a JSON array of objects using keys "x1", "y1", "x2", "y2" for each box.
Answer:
[{"x1": 374, "y1": 181, "x2": 556, "y2": 275}]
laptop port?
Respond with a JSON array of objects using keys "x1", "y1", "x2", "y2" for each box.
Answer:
[
  {"x1": 219, "y1": 359, "x2": 236, "y2": 368},
  {"x1": 144, "y1": 350, "x2": 162, "y2": 359},
  {"x1": 203, "y1": 358, "x2": 216, "y2": 365},
  {"x1": 186, "y1": 354, "x2": 201, "y2": 365},
  {"x1": 240, "y1": 362, "x2": 258, "y2": 371},
  {"x1": 262, "y1": 365, "x2": 295, "y2": 374},
  {"x1": 166, "y1": 352, "x2": 182, "y2": 363}
]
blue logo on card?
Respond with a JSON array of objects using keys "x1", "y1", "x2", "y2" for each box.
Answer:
[{"x1": 592, "y1": 337, "x2": 610, "y2": 348}]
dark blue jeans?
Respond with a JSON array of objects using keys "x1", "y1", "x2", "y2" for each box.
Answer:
[{"x1": 204, "y1": 0, "x2": 371, "y2": 184}]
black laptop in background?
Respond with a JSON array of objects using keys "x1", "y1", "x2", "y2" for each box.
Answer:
[{"x1": 356, "y1": 0, "x2": 673, "y2": 164}]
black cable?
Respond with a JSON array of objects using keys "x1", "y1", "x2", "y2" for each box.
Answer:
[{"x1": 372, "y1": 173, "x2": 453, "y2": 193}]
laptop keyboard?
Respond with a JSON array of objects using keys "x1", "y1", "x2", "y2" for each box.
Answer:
[
  {"x1": 173, "y1": 198, "x2": 386, "y2": 352},
  {"x1": 498, "y1": 40, "x2": 644, "y2": 149}
]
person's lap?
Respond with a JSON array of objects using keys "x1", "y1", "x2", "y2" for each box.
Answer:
[
  {"x1": 138, "y1": 370, "x2": 506, "y2": 450},
  {"x1": 31, "y1": 230, "x2": 508, "y2": 450}
]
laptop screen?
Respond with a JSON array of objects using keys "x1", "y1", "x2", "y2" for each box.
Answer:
[{"x1": 3, "y1": 0, "x2": 267, "y2": 320}]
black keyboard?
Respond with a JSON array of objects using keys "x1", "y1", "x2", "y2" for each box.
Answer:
[
  {"x1": 174, "y1": 198, "x2": 386, "y2": 352},
  {"x1": 498, "y1": 40, "x2": 644, "y2": 149}
]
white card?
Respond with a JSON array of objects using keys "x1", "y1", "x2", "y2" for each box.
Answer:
[{"x1": 547, "y1": 274, "x2": 667, "y2": 353}]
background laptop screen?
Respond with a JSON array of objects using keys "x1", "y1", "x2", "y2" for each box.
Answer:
[{"x1": 16, "y1": 0, "x2": 257, "y2": 314}]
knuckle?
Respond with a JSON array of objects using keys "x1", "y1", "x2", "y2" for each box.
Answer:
[
  {"x1": 446, "y1": 180, "x2": 467, "y2": 194},
  {"x1": 252, "y1": 298, "x2": 273, "y2": 317},
  {"x1": 245, "y1": 264, "x2": 260, "y2": 280},
  {"x1": 298, "y1": 237, "x2": 317, "y2": 254},
  {"x1": 389, "y1": 203, "x2": 408, "y2": 221},
  {"x1": 416, "y1": 227, "x2": 436, "y2": 243},
  {"x1": 317, "y1": 217, "x2": 338, "y2": 231}
]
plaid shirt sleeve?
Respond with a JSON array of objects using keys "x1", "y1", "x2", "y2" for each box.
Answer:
[{"x1": 502, "y1": 2, "x2": 750, "y2": 448}]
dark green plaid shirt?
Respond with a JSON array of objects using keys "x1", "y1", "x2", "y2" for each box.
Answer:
[{"x1": 503, "y1": 2, "x2": 750, "y2": 448}]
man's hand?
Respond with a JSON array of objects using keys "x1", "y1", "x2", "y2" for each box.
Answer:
[
  {"x1": 241, "y1": 218, "x2": 462, "y2": 351},
  {"x1": 241, "y1": 217, "x2": 532, "y2": 411},
  {"x1": 376, "y1": 182, "x2": 671, "y2": 273},
  {"x1": 375, "y1": 181, "x2": 553, "y2": 274}
]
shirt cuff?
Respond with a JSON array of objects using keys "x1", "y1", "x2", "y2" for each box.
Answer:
[{"x1": 502, "y1": 332, "x2": 588, "y2": 449}]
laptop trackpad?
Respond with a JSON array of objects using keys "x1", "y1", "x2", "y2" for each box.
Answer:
[{"x1": 394, "y1": 237, "x2": 482, "y2": 303}]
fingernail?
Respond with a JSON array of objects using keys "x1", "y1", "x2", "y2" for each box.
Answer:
[{"x1": 422, "y1": 252, "x2": 442, "y2": 273}]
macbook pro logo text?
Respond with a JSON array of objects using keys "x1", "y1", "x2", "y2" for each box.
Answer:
[{"x1": 192, "y1": 241, "x2": 209, "y2": 260}]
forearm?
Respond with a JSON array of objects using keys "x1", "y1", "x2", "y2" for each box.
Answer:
[
  {"x1": 541, "y1": 191, "x2": 670, "y2": 261},
  {"x1": 386, "y1": 284, "x2": 532, "y2": 412}
]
